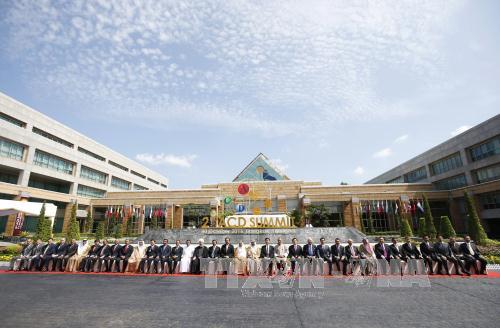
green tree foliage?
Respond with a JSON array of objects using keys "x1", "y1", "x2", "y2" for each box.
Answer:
[
  {"x1": 422, "y1": 194, "x2": 437, "y2": 238},
  {"x1": 417, "y1": 217, "x2": 426, "y2": 238},
  {"x1": 151, "y1": 216, "x2": 158, "y2": 229},
  {"x1": 400, "y1": 217, "x2": 413, "y2": 237},
  {"x1": 66, "y1": 204, "x2": 80, "y2": 241},
  {"x1": 35, "y1": 202, "x2": 52, "y2": 241},
  {"x1": 95, "y1": 221, "x2": 105, "y2": 240},
  {"x1": 464, "y1": 191, "x2": 488, "y2": 244},
  {"x1": 126, "y1": 216, "x2": 134, "y2": 236},
  {"x1": 84, "y1": 210, "x2": 94, "y2": 233},
  {"x1": 289, "y1": 209, "x2": 304, "y2": 227},
  {"x1": 307, "y1": 204, "x2": 330, "y2": 227},
  {"x1": 114, "y1": 223, "x2": 123, "y2": 239},
  {"x1": 439, "y1": 216, "x2": 456, "y2": 238}
]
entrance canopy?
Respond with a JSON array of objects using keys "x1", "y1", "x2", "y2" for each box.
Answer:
[{"x1": 0, "y1": 200, "x2": 57, "y2": 219}]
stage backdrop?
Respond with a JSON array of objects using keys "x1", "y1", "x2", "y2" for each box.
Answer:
[{"x1": 223, "y1": 214, "x2": 293, "y2": 228}]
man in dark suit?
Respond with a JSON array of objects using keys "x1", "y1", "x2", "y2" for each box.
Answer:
[
  {"x1": 420, "y1": 236, "x2": 440, "y2": 275},
  {"x1": 105, "y1": 240, "x2": 122, "y2": 272},
  {"x1": 30, "y1": 239, "x2": 46, "y2": 271},
  {"x1": 208, "y1": 240, "x2": 220, "y2": 258},
  {"x1": 81, "y1": 240, "x2": 102, "y2": 272},
  {"x1": 435, "y1": 235, "x2": 470, "y2": 276},
  {"x1": 191, "y1": 239, "x2": 209, "y2": 274},
  {"x1": 315, "y1": 237, "x2": 331, "y2": 275},
  {"x1": 374, "y1": 237, "x2": 391, "y2": 262},
  {"x1": 459, "y1": 235, "x2": 487, "y2": 274},
  {"x1": 401, "y1": 236, "x2": 421, "y2": 260},
  {"x1": 96, "y1": 239, "x2": 112, "y2": 272},
  {"x1": 303, "y1": 238, "x2": 316, "y2": 259},
  {"x1": 288, "y1": 238, "x2": 302, "y2": 274},
  {"x1": 52, "y1": 238, "x2": 69, "y2": 271},
  {"x1": 344, "y1": 239, "x2": 361, "y2": 275},
  {"x1": 433, "y1": 235, "x2": 452, "y2": 275},
  {"x1": 61, "y1": 239, "x2": 79, "y2": 271},
  {"x1": 140, "y1": 239, "x2": 159, "y2": 273},
  {"x1": 220, "y1": 237, "x2": 234, "y2": 258},
  {"x1": 260, "y1": 237, "x2": 275, "y2": 275},
  {"x1": 171, "y1": 240, "x2": 184, "y2": 273},
  {"x1": 389, "y1": 238, "x2": 403, "y2": 260},
  {"x1": 331, "y1": 238, "x2": 347, "y2": 275},
  {"x1": 158, "y1": 239, "x2": 172, "y2": 273},
  {"x1": 10, "y1": 239, "x2": 35, "y2": 271},
  {"x1": 40, "y1": 238, "x2": 57, "y2": 271},
  {"x1": 116, "y1": 239, "x2": 134, "y2": 272}
]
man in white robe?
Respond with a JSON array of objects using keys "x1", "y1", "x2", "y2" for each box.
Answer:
[
  {"x1": 180, "y1": 240, "x2": 195, "y2": 273},
  {"x1": 246, "y1": 240, "x2": 260, "y2": 275},
  {"x1": 127, "y1": 240, "x2": 146, "y2": 273},
  {"x1": 234, "y1": 241, "x2": 248, "y2": 275},
  {"x1": 275, "y1": 238, "x2": 288, "y2": 274}
]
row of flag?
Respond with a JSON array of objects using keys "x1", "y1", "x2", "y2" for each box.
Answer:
[
  {"x1": 360, "y1": 199, "x2": 425, "y2": 216},
  {"x1": 104, "y1": 205, "x2": 171, "y2": 219}
]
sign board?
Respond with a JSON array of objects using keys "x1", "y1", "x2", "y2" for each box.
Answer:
[{"x1": 223, "y1": 214, "x2": 294, "y2": 228}]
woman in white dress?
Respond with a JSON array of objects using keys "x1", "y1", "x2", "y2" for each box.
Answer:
[{"x1": 180, "y1": 240, "x2": 195, "y2": 273}]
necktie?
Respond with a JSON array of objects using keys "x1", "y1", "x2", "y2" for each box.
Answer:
[{"x1": 351, "y1": 246, "x2": 354, "y2": 255}]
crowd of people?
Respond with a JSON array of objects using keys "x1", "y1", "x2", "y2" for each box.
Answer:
[{"x1": 8, "y1": 235, "x2": 488, "y2": 276}]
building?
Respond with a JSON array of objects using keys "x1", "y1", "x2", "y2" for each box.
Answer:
[
  {"x1": 0, "y1": 92, "x2": 168, "y2": 235},
  {"x1": 366, "y1": 114, "x2": 500, "y2": 236}
]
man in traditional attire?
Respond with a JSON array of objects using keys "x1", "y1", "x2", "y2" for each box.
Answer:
[
  {"x1": 52, "y1": 238, "x2": 69, "y2": 271},
  {"x1": 29, "y1": 239, "x2": 46, "y2": 271},
  {"x1": 61, "y1": 239, "x2": 78, "y2": 271},
  {"x1": 115, "y1": 239, "x2": 134, "y2": 273},
  {"x1": 359, "y1": 238, "x2": 375, "y2": 276},
  {"x1": 81, "y1": 240, "x2": 102, "y2": 272},
  {"x1": 459, "y1": 235, "x2": 487, "y2": 275},
  {"x1": 66, "y1": 239, "x2": 89, "y2": 272},
  {"x1": 179, "y1": 240, "x2": 195, "y2": 273},
  {"x1": 159, "y1": 239, "x2": 172, "y2": 274},
  {"x1": 275, "y1": 238, "x2": 288, "y2": 274},
  {"x1": 10, "y1": 239, "x2": 34, "y2": 271},
  {"x1": 288, "y1": 238, "x2": 302, "y2": 274},
  {"x1": 170, "y1": 240, "x2": 184, "y2": 273},
  {"x1": 234, "y1": 241, "x2": 248, "y2": 275},
  {"x1": 331, "y1": 238, "x2": 347, "y2": 275},
  {"x1": 246, "y1": 240, "x2": 261, "y2": 275},
  {"x1": 140, "y1": 240, "x2": 159, "y2": 273},
  {"x1": 127, "y1": 240, "x2": 146, "y2": 273},
  {"x1": 105, "y1": 240, "x2": 122, "y2": 272},
  {"x1": 40, "y1": 238, "x2": 57, "y2": 271},
  {"x1": 96, "y1": 239, "x2": 112, "y2": 272},
  {"x1": 191, "y1": 239, "x2": 209, "y2": 274}
]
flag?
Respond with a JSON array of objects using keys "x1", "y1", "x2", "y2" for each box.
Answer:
[
  {"x1": 394, "y1": 201, "x2": 399, "y2": 215},
  {"x1": 417, "y1": 200, "x2": 424, "y2": 213}
]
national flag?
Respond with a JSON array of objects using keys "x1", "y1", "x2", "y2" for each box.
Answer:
[{"x1": 417, "y1": 200, "x2": 424, "y2": 213}]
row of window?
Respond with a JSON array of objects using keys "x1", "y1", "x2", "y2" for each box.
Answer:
[
  {"x1": 480, "y1": 192, "x2": 500, "y2": 210},
  {"x1": 33, "y1": 149, "x2": 74, "y2": 175},
  {"x1": 430, "y1": 152, "x2": 463, "y2": 176},
  {"x1": 0, "y1": 111, "x2": 26, "y2": 127},
  {"x1": 80, "y1": 165, "x2": 107, "y2": 185},
  {"x1": 111, "y1": 176, "x2": 131, "y2": 190},
  {"x1": 404, "y1": 166, "x2": 427, "y2": 183},
  {"x1": 32, "y1": 127, "x2": 74, "y2": 148},
  {"x1": 433, "y1": 174, "x2": 467, "y2": 190},
  {"x1": 77, "y1": 184, "x2": 106, "y2": 198},
  {"x1": 0, "y1": 138, "x2": 24, "y2": 161},
  {"x1": 469, "y1": 135, "x2": 500, "y2": 162},
  {"x1": 474, "y1": 163, "x2": 500, "y2": 184}
]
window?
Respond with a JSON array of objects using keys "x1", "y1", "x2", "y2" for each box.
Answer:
[
  {"x1": 161, "y1": 183, "x2": 168, "y2": 188},
  {"x1": 33, "y1": 150, "x2": 74, "y2": 175},
  {"x1": 77, "y1": 184, "x2": 106, "y2": 198},
  {"x1": 386, "y1": 176, "x2": 404, "y2": 184},
  {"x1": 131, "y1": 170, "x2": 146, "y2": 179},
  {"x1": 109, "y1": 160, "x2": 128, "y2": 172},
  {"x1": 28, "y1": 177, "x2": 70, "y2": 194},
  {"x1": 404, "y1": 166, "x2": 427, "y2": 183},
  {"x1": 469, "y1": 135, "x2": 500, "y2": 162},
  {"x1": 480, "y1": 192, "x2": 500, "y2": 210},
  {"x1": 77, "y1": 147, "x2": 105, "y2": 161},
  {"x1": 111, "y1": 176, "x2": 130, "y2": 190},
  {"x1": 0, "y1": 171, "x2": 18, "y2": 184},
  {"x1": 0, "y1": 112, "x2": 26, "y2": 127},
  {"x1": 0, "y1": 138, "x2": 24, "y2": 161},
  {"x1": 474, "y1": 164, "x2": 500, "y2": 184},
  {"x1": 80, "y1": 166, "x2": 107, "y2": 184},
  {"x1": 430, "y1": 152, "x2": 463, "y2": 176},
  {"x1": 133, "y1": 184, "x2": 148, "y2": 190},
  {"x1": 32, "y1": 127, "x2": 73, "y2": 148},
  {"x1": 148, "y1": 178, "x2": 159, "y2": 185},
  {"x1": 433, "y1": 174, "x2": 467, "y2": 190}
]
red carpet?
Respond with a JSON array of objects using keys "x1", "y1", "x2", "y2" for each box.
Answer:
[{"x1": 1, "y1": 270, "x2": 499, "y2": 278}]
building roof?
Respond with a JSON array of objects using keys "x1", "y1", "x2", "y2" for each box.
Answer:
[{"x1": 233, "y1": 153, "x2": 289, "y2": 182}]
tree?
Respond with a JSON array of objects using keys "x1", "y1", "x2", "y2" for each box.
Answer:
[
  {"x1": 289, "y1": 209, "x2": 304, "y2": 227},
  {"x1": 464, "y1": 191, "x2": 488, "y2": 244},
  {"x1": 35, "y1": 202, "x2": 52, "y2": 241},
  {"x1": 126, "y1": 216, "x2": 134, "y2": 236},
  {"x1": 417, "y1": 217, "x2": 426, "y2": 238},
  {"x1": 95, "y1": 221, "x2": 105, "y2": 240},
  {"x1": 66, "y1": 204, "x2": 80, "y2": 241},
  {"x1": 400, "y1": 217, "x2": 413, "y2": 237},
  {"x1": 422, "y1": 194, "x2": 437, "y2": 238},
  {"x1": 114, "y1": 223, "x2": 123, "y2": 239},
  {"x1": 307, "y1": 204, "x2": 330, "y2": 227},
  {"x1": 84, "y1": 210, "x2": 94, "y2": 233},
  {"x1": 151, "y1": 216, "x2": 158, "y2": 230},
  {"x1": 439, "y1": 216, "x2": 456, "y2": 238}
]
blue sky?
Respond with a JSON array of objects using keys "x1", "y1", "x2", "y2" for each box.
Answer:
[{"x1": 0, "y1": 0, "x2": 499, "y2": 189}]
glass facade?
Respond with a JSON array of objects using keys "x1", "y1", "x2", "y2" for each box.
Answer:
[
  {"x1": 386, "y1": 176, "x2": 404, "y2": 184},
  {"x1": 111, "y1": 176, "x2": 131, "y2": 190},
  {"x1": 33, "y1": 149, "x2": 74, "y2": 175},
  {"x1": 430, "y1": 152, "x2": 463, "y2": 176},
  {"x1": 77, "y1": 184, "x2": 106, "y2": 198},
  {"x1": 28, "y1": 177, "x2": 71, "y2": 194},
  {"x1": 433, "y1": 174, "x2": 467, "y2": 190},
  {"x1": 480, "y1": 192, "x2": 500, "y2": 210},
  {"x1": 32, "y1": 126, "x2": 74, "y2": 148},
  {"x1": 404, "y1": 166, "x2": 427, "y2": 183},
  {"x1": 80, "y1": 165, "x2": 107, "y2": 184},
  {"x1": 77, "y1": 147, "x2": 105, "y2": 161},
  {"x1": 0, "y1": 171, "x2": 18, "y2": 184},
  {"x1": 474, "y1": 164, "x2": 500, "y2": 184},
  {"x1": 0, "y1": 138, "x2": 24, "y2": 161},
  {"x1": 109, "y1": 160, "x2": 128, "y2": 172},
  {"x1": 131, "y1": 170, "x2": 146, "y2": 179},
  {"x1": 0, "y1": 111, "x2": 26, "y2": 127},
  {"x1": 133, "y1": 184, "x2": 148, "y2": 190},
  {"x1": 469, "y1": 135, "x2": 500, "y2": 162},
  {"x1": 148, "y1": 178, "x2": 159, "y2": 185}
]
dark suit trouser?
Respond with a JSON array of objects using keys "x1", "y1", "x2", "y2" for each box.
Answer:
[
  {"x1": 423, "y1": 255, "x2": 435, "y2": 274},
  {"x1": 332, "y1": 257, "x2": 347, "y2": 275},
  {"x1": 62, "y1": 255, "x2": 72, "y2": 271},
  {"x1": 41, "y1": 255, "x2": 54, "y2": 271},
  {"x1": 446, "y1": 256, "x2": 467, "y2": 274},
  {"x1": 464, "y1": 255, "x2": 487, "y2": 274},
  {"x1": 172, "y1": 259, "x2": 180, "y2": 273},
  {"x1": 82, "y1": 257, "x2": 98, "y2": 272},
  {"x1": 117, "y1": 258, "x2": 130, "y2": 272},
  {"x1": 160, "y1": 258, "x2": 172, "y2": 273},
  {"x1": 290, "y1": 259, "x2": 298, "y2": 273},
  {"x1": 53, "y1": 256, "x2": 65, "y2": 271},
  {"x1": 105, "y1": 257, "x2": 120, "y2": 272},
  {"x1": 435, "y1": 255, "x2": 449, "y2": 274}
]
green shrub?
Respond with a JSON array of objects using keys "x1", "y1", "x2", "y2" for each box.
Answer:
[
  {"x1": 400, "y1": 217, "x2": 413, "y2": 237},
  {"x1": 114, "y1": 223, "x2": 123, "y2": 239},
  {"x1": 95, "y1": 221, "x2": 105, "y2": 240},
  {"x1": 422, "y1": 194, "x2": 436, "y2": 238},
  {"x1": 66, "y1": 204, "x2": 80, "y2": 241},
  {"x1": 0, "y1": 244, "x2": 22, "y2": 255},
  {"x1": 417, "y1": 217, "x2": 426, "y2": 238},
  {"x1": 35, "y1": 202, "x2": 52, "y2": 242},
  {"x1": 439, "y1": 216, "x2": 456, "y2": 238},
  {"x1": 85, "y1": 210, "x2": 94, "y2": 233},
  {"x1": 464, "y1": 191, "x2": 488, "y2": 245}
]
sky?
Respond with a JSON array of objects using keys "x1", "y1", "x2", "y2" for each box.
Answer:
[{"x1": 0, "y1": 0, "x2": 499, "y2": 189}]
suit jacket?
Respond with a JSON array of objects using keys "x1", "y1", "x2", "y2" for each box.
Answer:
[
  {"x1": 98, "y1": 245, "x2": 112, "y2": 257},
  {"x1": 419, "y1": 242, "x2": 436, "y2": 258},
  {"x1": 66, "y1": 243, "x2": 79, "y2": 257},
  {"x1": 55, "y1": 242, "x2": 68, "y2": 256},
  {"x1": 110, "y1": 244, "x2": 122, "y2": 257},
  {"x1": 145, "y1": 245, "x2": 159, "y2": 258},
  {"x1": 193, "y1": 246, "x2": 209, "y2": 259},
  {"x1": 21, "y1": 244, "x2": 35, "y2": 257},
  {"x1": 331, "y1": 244, "x2": 345, "y2": 259},
  {"x1": 448, "y1": 242, "x2": 462, "y2": 256},
  {"x1": 434, "y1": 242, "x2": 452, "y2": 257},
  {"x1": 459, "y1": 242, "x2": 481, "y2": 258},
  {"x1": 374, "y1": 243, "x2": 391, "y2": 260},
  {"x1": 220, "y1": 244, "x2": 234, "y2": 258},
  {"x1": 260, "y1": 245, "x2": 275, "y2": 258},
  {"x1": 401, "y1": 243, "x2": 421, "y2": 258},
  {"x1": 159, "y1": 244, "x2": 172, "y2": 259},
  {"x1": 344, "y1": 245, "x2": 360, "y2": 259},
  {"x1": 389, "y1": 244, "x2": 402, "y2": 258},
  {"x1": 171, "y1": 246, "x2": 183, "y2": 260},
  {"x1": 208, "y1": 245, "x2": 221, "y2": 258},
  {"x1": 87, "y1": 245, "x2": 101, "y2": 257},
  {"x1": 42, "y1": 243, "x2": 57, "y2": 256},
  {"x1": 316, "y1": 244, "x2": 331, "y2": 259},
  {"x1": 119, "y1": 244, "x2": 134, "y2": 258},
  {"x1": 32, "y1": 244, "x2": 45, "y2": 257},
  {"x1": 303, "y1": 244, "x2": 317, "y2": 257},
  {"x1": 288, "y1": 244, "x2": 302, "y2": 258}
]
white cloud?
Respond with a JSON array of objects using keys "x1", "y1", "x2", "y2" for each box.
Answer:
[
  {"x1": 394, "y1": 134, "x2": 409, "y2": 143},
  {"x1": 373, "y1": 148, "x2": 392, "y2": 158},
  {"x1": 450, "y1": 125, "x2": 472, "y2": 137},
  {"x1": 135, "y1": 153, "x2": 197, "y2": 168},
  {"x1": 354, "y1": 166, "x2": 365, "y2": 176}
]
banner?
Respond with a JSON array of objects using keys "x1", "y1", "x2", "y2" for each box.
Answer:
[
  {"x1": 13, "y1": 212, "x2": 25, "y2": 236},
  {"x1": 223, "y1": 214, "x2": 293, "y2": 228}
]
